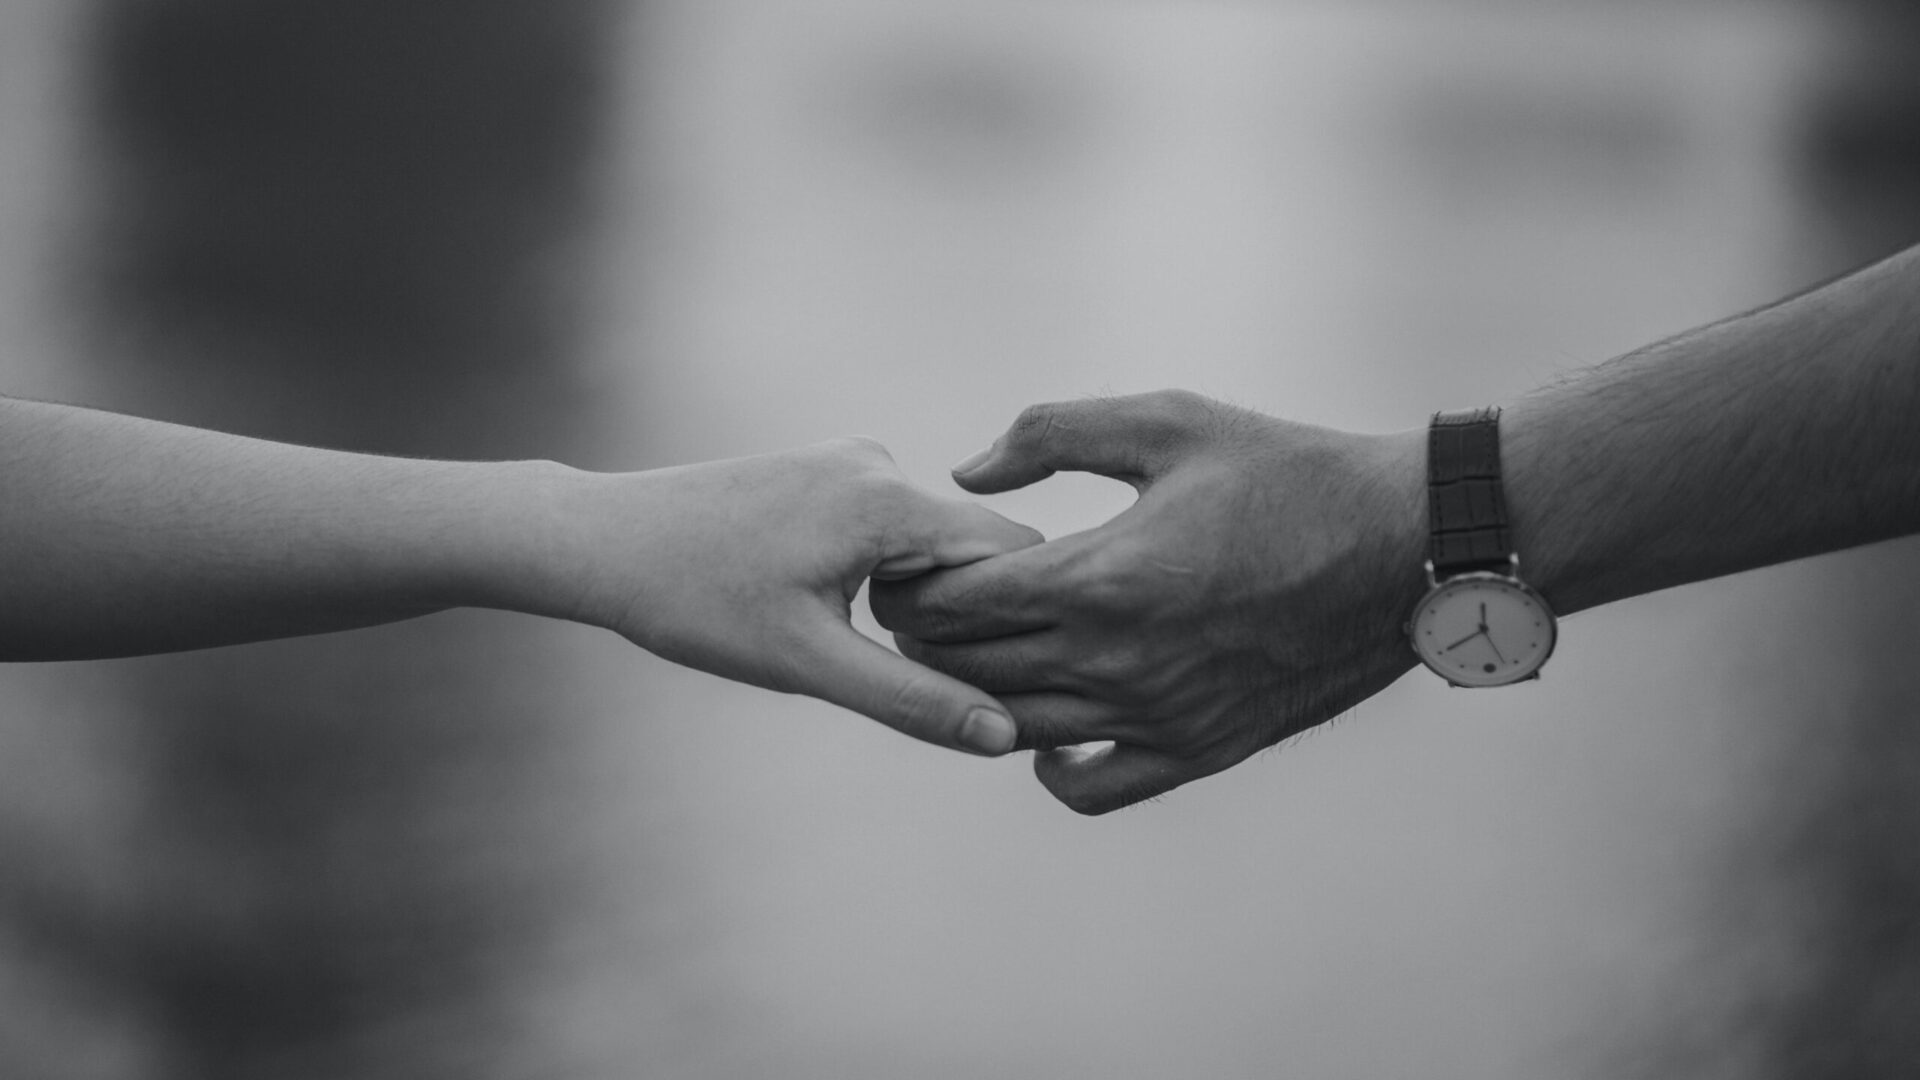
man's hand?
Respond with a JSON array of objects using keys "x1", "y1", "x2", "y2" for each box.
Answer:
[
  {"x1": 554, "y1": 437, "x2": 1043, "y2": 757},
  {"x1": 870, "y1": 391, "x2": 1430, "y2": 812}
]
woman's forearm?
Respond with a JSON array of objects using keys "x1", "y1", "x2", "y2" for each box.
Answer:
[
  {"x1": 0, "y1": 396, "x2": 1033, "y2": 754},
  {"x1": 0, "y1": 396, "x2": 568, "y2": 659}
]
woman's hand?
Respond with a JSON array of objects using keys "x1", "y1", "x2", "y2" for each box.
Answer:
[
  {"x1": 550, "y1": 437, "x2": 1043, "y2": 756},
  {"x1": 0, "y1": 394, "x2": 1040, "y2": 755}
]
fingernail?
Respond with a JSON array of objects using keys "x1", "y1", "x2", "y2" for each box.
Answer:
[
  {"x1": 960, "y1": 708, "x2": 1017, "y2": 756},
  {"x1": 951, "y1": 444, "x2": 995, "y2": 475}
]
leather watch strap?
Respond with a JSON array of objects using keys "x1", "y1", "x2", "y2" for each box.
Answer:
[{"x1": 1427, "y1": 407, "x2": 1514, "y2": 577}]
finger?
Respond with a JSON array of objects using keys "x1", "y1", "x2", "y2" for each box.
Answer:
[
  {"x1": 1033, "y1": 742, "x2": 1214, "y2": 815},
  {"x1": 949, "y1": 389, "x2": 1220, "y2": 494},
  {"x1": 869, "y1": 541, "x2": 1066, "y2": 641},
  {"x1": 791, "y1": 618, "x2": 1021, "y2": 757},
  {"x1": 995, "y1": 691, "x2": 1125, "y2": 751},
  {"x1": 893, "y1": 631, "x2": 1078, "y2": 694},
  {"x1": 872, "y1": 496, "x2": 1044, "y2": 581}
]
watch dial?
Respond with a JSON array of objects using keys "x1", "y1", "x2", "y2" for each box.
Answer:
[{"x1": 1411, "y1": 576, "x2": 1556, "y2": 687}]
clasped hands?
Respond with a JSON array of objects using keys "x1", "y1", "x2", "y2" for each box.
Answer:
[
  {"x1": 583, "y1": 390, "x2": 1430, "y2": 814},
  {"x1": 876, "y1": 390, "x2": 1432, "y2": 813}
]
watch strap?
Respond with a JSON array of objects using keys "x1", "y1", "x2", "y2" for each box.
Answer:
[{"x1": 1427, "y1": 407, "x2": 1514, "y2": 578}]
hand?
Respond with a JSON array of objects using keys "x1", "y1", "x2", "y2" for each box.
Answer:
[
  {"x1": 870, "y1": 390, "x2": 1430, "y2": 812},
  {"x1": 554, "y1": 437, "x2": 1042, "y2": 756}
]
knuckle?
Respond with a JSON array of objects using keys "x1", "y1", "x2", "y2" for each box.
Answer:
[
  {"x1": 1064, "y1": 538, "x2": 1166, "y2": 614},
  {"x1": 825, "y1": 433, "x2": 892, "y2": 459},
  {"x1": 1141, "y1": 389, "x2": 1230, "y2": 452},
  {"x1": 1075, "y1": 643, "x2": 1145, "y2": 693},
  {"x1": 874, "y1": 589, "x2": 961, "y2": 640},
  {"x1": 896, "y1": 639, "x2": 968, "y2": 682},
  {"x1": 1146, "y1": 387, "x2": 1208, "y2": 417},
  {"x1": 811, "y1": 438, "x2": 902, "y2": 500},
  {"x1": 1007, "y1": 402, "x2": 1064, "y2": 453},
  {"x1": 947, "y1": 650, "x2": 1003, "y2": 688}
]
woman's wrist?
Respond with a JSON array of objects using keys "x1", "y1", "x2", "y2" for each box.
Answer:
[{"x1": 446, "y1": 457, "x2": 616, "y2": 627}]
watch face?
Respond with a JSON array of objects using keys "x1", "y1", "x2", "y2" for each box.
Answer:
[{"x1": 1409, "y1": 573, "x2": 1557, "y2": 687}]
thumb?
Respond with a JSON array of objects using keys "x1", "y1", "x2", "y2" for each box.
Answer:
[
  {"x1": 1032, "y1": 742, "x2": 1205, "y2": 815},
  {"x1": 950, "y1": 390, "x2": 1216, "y2": 494},
  {"x1": 793, "y1": 617, "x2": 1020, "y2": 757}
]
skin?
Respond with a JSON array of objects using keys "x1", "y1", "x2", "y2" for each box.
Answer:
[
  {"x1": 0, "y1": 397, "x2": 1040, "y2": 756},
  {"x1": 873, "y1": 243, "x2": 1920, "y2": 814}
]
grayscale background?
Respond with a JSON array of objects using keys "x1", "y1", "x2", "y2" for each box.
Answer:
[{"x1": 0, "y1": 1, "x2": 1915, "y2": 1077}]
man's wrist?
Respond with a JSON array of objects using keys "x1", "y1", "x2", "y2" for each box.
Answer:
[
  {"x1": 1314, "y1": 425, "x2": 1428, "y2": 682},
  {"x1": 1377, "y1": 426, "x2": 1434, "y2": 624}
]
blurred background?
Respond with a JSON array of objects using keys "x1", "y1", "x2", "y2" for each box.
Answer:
[{"x1": 1, "y1": 0, "x2": 1916, "y2": 1077}]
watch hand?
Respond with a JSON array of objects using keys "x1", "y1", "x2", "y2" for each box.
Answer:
[
  {"x1": 1442, "y1": 629, "x2": 1484, "y2": 653},
  {"x1": 1483, "y1": 633, "x2": 1507, "y2": 664}
]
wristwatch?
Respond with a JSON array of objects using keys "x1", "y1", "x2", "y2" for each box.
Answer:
[{"x1": 1406, "y1": 407, "x2": 1557, "y2": 687}]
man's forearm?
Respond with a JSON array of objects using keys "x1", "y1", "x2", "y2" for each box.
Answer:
[
  {"x1": 0, "y1": 397, "x2": 568, "y2": 659},
  {"x1": 1505, "y1": 244, "x2": 1920, "y2": 616},
  {"x1": 869, "y1": 247, "x2": 1920, "y2": 809}
]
